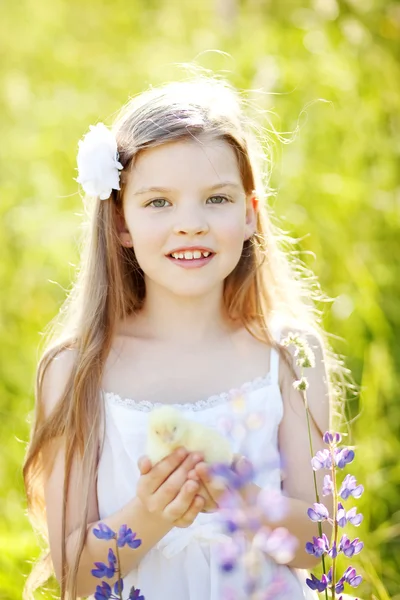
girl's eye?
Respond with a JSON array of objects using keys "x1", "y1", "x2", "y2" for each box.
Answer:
[
  {"x1": 147, "y1": 198, "x2": 171, "y2": 208},
  {"x1": 207, "y1": 195, "x2": 230, "y2": 204}
]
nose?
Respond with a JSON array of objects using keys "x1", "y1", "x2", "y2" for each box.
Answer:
[{"x1": 172, "y1": 205, "x2": 209, "y2": 236}]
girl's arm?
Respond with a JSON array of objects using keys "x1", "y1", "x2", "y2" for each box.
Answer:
[
  {"x1": 64, "y1": 454, "x2": 199, "y2": 597},
  {"x1": 42, "y1": 350, "x2": 205, "y2": 598},
  {"x1": 65, "y1": 496, "x2": 171, "y2": 596},
  {"x1": 275, "y1": 327, "x2": 333, "y2": 568}
]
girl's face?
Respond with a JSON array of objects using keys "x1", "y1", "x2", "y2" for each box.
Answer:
[{"x1": 118, "y1": 136, "x2": 257, "y2": 298}]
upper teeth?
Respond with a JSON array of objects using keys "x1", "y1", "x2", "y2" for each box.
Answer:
[{"x1": 171, "y1": 250, "x2": 211, "y2": 260}]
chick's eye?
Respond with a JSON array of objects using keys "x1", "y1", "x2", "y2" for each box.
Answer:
[
  {"x1": 173, "y1": 426, "x2": 177, "y2": 432},
  {"x1": 207, "y1": 195, "x2": 230, "y2": 204},
  {"x1": 147, "y1": 198, "x2": 171, "y2": 208}
]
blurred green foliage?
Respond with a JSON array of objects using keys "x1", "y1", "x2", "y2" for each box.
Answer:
[{"x1": 0, "y1": 0, "x2": 399, "y2": 598}]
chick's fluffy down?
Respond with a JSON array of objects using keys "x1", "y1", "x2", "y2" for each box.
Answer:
[{"x1": 146, "y1": 405, "x2": 233, "y2": 465}]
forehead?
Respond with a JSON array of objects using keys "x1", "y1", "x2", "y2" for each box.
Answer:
[{"x1": 124, "y1": 136, "x2": 244, "y2": 196}]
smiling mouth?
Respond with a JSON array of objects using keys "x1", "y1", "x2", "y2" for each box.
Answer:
[{"x1": 168, "y1": 250, "x2": 214, "y2": 260}]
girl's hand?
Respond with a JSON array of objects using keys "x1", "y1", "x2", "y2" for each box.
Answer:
[
  {"x1": 186, "y1": 470, "x2": 219, "y2": 513},
  {"x1": 137, "y1": 448, "x2": 206, "y2": 528},
  {"x1": 188, "y1": 454, "x2": 255, "y2": 511}
]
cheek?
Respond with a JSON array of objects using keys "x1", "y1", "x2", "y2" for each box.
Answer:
[
  {"x1": 217, "y1": 214, "x2": 247, "y2": 253},
  {"x1": 128, "y1": 215, "x2": 167, "y2": 258}
]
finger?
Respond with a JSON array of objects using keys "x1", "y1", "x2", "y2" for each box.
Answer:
[
  {"x1": 196, "y1": 481, "x2": 218, "y2": 513},
  {"x1": 187, "y1": 469, "x2": 200, "y2": 481},
  {"x1": 174, "y1": 494, "x2": 205, "y2": 527},
  {"x1": 138, "y1": 455, "x2": 152, "y2": 474},
  {"x1": 163, "y1": 479, "x2": 202, "y2": 522},
  {"x1": 143, "y1": 447, "x2": 189, "y2": 495},
  {"x1": 195, "y1": 463, "x2": 229, "y2": 504},
  {"x1": 151, "y1": 452, "x2": 203, "y2": 510},
  {"x1": 188, "y1": 461, "x2": 217, "y2": 510},
  {"x1": 186, "y1": 471, "x2": 216, "y2": 510},
  {"x1": 195, "y1": 462, "x2": 222, "y2": 486}
]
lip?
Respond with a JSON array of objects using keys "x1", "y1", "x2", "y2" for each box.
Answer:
[{"x1": 166, "y1": 253, "x2": 215, "y2": 269}]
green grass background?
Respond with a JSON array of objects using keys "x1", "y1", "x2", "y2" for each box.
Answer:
[{"x1": 0, "y1": 0, "x2": 399, "y2": 598}]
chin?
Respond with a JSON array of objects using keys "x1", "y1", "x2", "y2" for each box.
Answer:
[{"x1": 161, "y1": 270, "x2": 233, "y2": 298}]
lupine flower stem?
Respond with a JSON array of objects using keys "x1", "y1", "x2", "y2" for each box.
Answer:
[
  {"x1": 329, "y1": 447, "x2": 339, "y2": 600},
  {"x1": 114, "y1": 540, "x2": 123, "y2": 600},
  {"x1": 302, "y1": 386, "x2": 329, "y2": 600}
]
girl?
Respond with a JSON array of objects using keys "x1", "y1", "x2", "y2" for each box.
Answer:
[{"x1": 23, "y1": 74, "x2": 347, "y2": 600}]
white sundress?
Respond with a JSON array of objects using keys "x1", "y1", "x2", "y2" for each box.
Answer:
[{"x1": 95, "y1": 326, "x2": 318, "y2": 600}]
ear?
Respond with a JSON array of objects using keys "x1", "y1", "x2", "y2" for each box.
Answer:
[
  {"x1": 115, "y1": 209, "x2": 133, "y2": 247},
  {"x1": 244, "y1": 192, "x2": 258, "y2": 241}
]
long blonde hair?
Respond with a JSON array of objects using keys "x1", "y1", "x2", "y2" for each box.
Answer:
[{"x1": 23, "y1": 74, "x2": 355, "y2": 599}]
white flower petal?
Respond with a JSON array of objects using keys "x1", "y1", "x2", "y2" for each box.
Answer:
[{"x1": 76, "y1": 122, "x2": 123, "y2": 199}]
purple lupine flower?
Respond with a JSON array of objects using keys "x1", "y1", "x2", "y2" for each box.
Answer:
[
  {"x1": 305, "y1": 573, "x2": 328, "y2": 592},
  {"x1": 108, "y1": 548, "x2": 117, "y2": 566},
  {"x1": 335, "y1": 447, "x2": 355, "y2": 468},
  {"x1": 128, "y1": 587, "x2": 145, "y2": 600},
  {"x1": 329, "y1": 541, "x2": 338, "y2": 559},
  {"x1": 322, "y1": 474, "x2": 334, "y2": 496},
  {"x1": 93, "y1": 523, "x2": 116, "y2": 541},
  {"x1": 346, "y1": 506, "x2": 364, "y2": 526},
  {"x1": 117, "y1": 525, "x2": 142, "y2": 549},
  {"x1": 339, "y1": 474, "x2": 364, "y2": 500},
  {"x1": 220, "y1": 505, "x2": 248, "y2": 532},
  {"x1": 253, "y1": 526, "x2": 298, "y2": 564},
  {"x1": 224, "y1": 517, "x2": 240, "y2": 534},
  {"x1": 257, "y1": 488, "x2": 289, "y2": 522},
  {"x1": 261, "y1": 577, "x2": 289, "y2": 600},
  {"x1": 218, "y1": 537, "x2": 240, "y2": 572},
  {"x1": 305, "y1": 534, "x2": 329, "y2": 558},
  {"x1": 335, "y1": 575, "x2": 346, "y2": 594},
  {"x1": 233, "y1": 455, "x2": 256, "y2": 484},
  {"x1": 339, "y1": 534, "x2": 364, "y2": 557},
  {"x1": 343, "y1": 565, "x2": 363, "y2": 587},
  {"x1": 337, "y1": 502, "x2": 347, "y2": 527},
  {"x1": 307, "y1": 502, "x2": 330, "y2": 522},
  {"x1": 210, "y1": 458, "x2": 254, "y2": 491},
  {"x1": 90, "y1": 546, "x2": 117, "y2": 579},
  {"x1": 210, "y1": 463, "x2": 237, "y2": 486},
  {"x1": 323, "y1": 431, "x2": 342, "y2": 445},
  {"x1": 337, "y1": 503, "x2": 363, "y2": 527},
  {"x1": 113, "y1": 578, "x2": 124, "y2": 595},
  {"x1": 94, "y1": 581, "x2": 112, "y2": 600},
  {"x1": 91, "y1": 561, "x2": 116, "y2": 579},
  {"x1": 311, "y1": 449, "x2": 332, "y2": 470}
]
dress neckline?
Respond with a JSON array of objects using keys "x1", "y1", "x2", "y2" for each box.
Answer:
[{"x1": 102, "y1": 369, "x2": 277, "y2": 412}]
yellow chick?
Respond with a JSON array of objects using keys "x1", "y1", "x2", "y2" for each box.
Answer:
[{"x1": 146, "y1": 405, "x2": 234, "y2": 466}]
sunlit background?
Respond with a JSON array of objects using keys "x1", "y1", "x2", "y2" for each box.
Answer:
[{"x1": 1, "y1": 0, "x2": 399, "y2": 598}]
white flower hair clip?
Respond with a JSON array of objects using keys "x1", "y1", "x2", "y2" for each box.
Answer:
[{"x1": 75, "y1": 123, "x2": 123, "y2": 200}]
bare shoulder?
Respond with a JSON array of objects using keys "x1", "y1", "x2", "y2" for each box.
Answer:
[{"x1": 40, "y1": 347, "x2": 78, "y2": 419}]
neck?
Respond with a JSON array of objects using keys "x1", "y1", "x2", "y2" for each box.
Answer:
[{"x1": 130, "y1": 280, "x2": 237, "y2": 344}]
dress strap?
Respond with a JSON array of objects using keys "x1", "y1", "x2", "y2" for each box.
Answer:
[{"x1": 269, "y1": 324, "x2": 282, "y2": 385}]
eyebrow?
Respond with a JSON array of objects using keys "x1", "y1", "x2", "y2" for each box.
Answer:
[{"x1": 132, "y1": 181, "x2": 243, "y2": 196}]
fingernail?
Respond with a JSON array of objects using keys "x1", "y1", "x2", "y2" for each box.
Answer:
[{"x1": 176, "y1": 447, "x2": 187, "y2": 459}]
